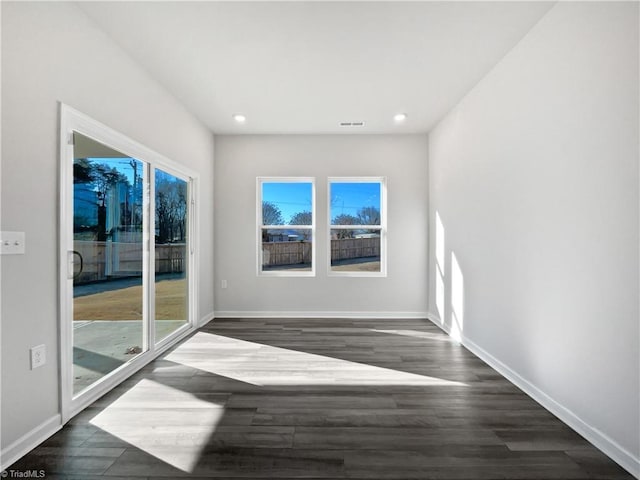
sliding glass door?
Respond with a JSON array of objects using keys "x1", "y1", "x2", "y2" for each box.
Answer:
[
  {"x1": 154, "y1": 168, "x2": 190, "y2": 343},
  {"x1": 72, "y1": 134, "x2": 147, "y2": 395},
  {"x1": 60, "y1": 105, "x2": 197, "y2": 421}
]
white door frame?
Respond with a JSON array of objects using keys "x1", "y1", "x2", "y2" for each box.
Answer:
[{"x1": 59, "y1": 104, "x2": 199, "y2": 422}]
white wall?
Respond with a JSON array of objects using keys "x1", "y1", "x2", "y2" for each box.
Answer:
[
  {"x1": 428, "y1": 2, "x2": 639, "y2": 475},
  {"x1": 1, "y1": 2, "x2": 215, "y2": 455},
  {"x1": 214, "y1": 134, "x2": 428, "y2": 317}
]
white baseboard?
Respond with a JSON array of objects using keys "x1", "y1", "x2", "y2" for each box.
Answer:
[
  {"x1": 198, "y1": 311, "x2": 215, "y2": 328},
  {"x1": 426, "y1": 311, "x2": 447, "y2": 330},
  {"x1": 1, "y1": 315, "x2": 214, "y2": 470},
  {"x1": 5, "y1": 313, "x2": 635, "y2": 477},
  {"x1": 425, "y1": 313, "x2": 639, "y2": 478},
  {"x1": 213, "y1": 311, "x2": 429, "y2": 319},
  {"x1": 0, "y1": 414, "x2": 62, "y2": 471}
]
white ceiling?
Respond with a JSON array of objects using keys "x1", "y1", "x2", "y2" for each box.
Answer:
[{"x1": 77, "y1": 1, "x2": 554, "y2": 135}]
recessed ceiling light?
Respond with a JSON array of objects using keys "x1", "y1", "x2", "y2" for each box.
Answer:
[
  {"x1": 232, "y1": 114, "x2": 246, "y2": 123},
  {"x1": 394, "y1": 113, "x2": 407, "y2": 123}
]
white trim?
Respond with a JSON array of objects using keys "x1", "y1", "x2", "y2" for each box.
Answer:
[
  {"x1": 259, "y1": 225, "x2": 311, "y2": 230},
  {"x1": 327, "y1": 176, "x2": 387, "y2": 278},
  {"x1": 58, "y1": 104, "x2": 200, "y2": 423},
  {"x1": 256, "y1": 177, "x2": 316, "y2": 277},
  {"x1": 143, "y1": 162, "x2": 151, "y2": 354},
  {"x1": 330, "y1": 225, "x2": 383, "y2": 230},
  {"x1": 198, "y1": 311, "x2": 216, "y2": 328},
  {"x1": 154, "y1": 322, "x2": 191, "y2": 352},
  {"x1": 58, "y1": 104, "x2": 74, "y2": 423},
  {"x1": 213, "y1": 311, "x2": 429, "y2": 319},
  {"x1": 0, "y1": 415, "x2": 62, "y2": 471},
  {"x1": 59, "y1": 105, "x2": 198, "y2": 178},
  {"x1": 153, "y1": 323, "x2": 196, "y2": 356},
  {"x1": 190, "y1": 176, "x2": 200, "y2": 326},
  {"x1": 1, "y1": 315, "x2": 209, "y2": 468},
  {"x1": 425, "y1": 313, "x2": 640, "y2": 478},
  {"x1": 427, "y1": 310, "x2": 446, "y2": 329},
  {"x1": 65, "y1": 324, "x2": 198, "y2": 422},
  {"x1": 147, "y1": 165, "x2": 155, "y2": 348}
]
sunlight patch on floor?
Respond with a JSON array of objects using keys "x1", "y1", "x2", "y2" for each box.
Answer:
[
  {"x1": 370, "y1": 329, "x2": 456, "y2": 343},
  {"x1": 90, "y1": 378, "x2": 224, "y2": 472},
  {"x1": 165, "y1": 332, "x2": 467, "y2": 387}
]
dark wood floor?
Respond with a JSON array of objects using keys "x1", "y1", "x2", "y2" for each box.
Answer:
[{"x1": 9, "y1": 318, "x2": 634, "y2": 479}]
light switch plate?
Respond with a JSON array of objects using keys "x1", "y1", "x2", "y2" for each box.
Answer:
[{"x1": 0, "y1": 231, "x2": 26, "y2": 255}]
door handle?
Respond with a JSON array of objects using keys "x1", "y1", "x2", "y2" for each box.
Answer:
[
  {"x1": 67, "y1": 250, "x2": 83, "y2": 280},
  {"x1": 190, "y1": 197, "x2": 195, "y2": 255}
]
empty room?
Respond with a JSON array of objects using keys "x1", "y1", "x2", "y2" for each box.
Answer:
[{"x1": 1, "y1": 1, "x2": 638, "y2": 479}]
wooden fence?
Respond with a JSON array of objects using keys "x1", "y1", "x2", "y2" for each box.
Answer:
[
  {"x1": 73, "y1": 241, "x2": 186, "y2": 284},
  {"x1": 331, "y1": 237, "x2": 380, "y2": 262},
  {"x1": 261, "y1": 237, "x2": 380, "y2": 267},
  {"x1": 155, "y1": 243, "x2": 186, "y2": 274},
  {"x1": 262, "y1": 241, "x2": 312, "y2": 267}
]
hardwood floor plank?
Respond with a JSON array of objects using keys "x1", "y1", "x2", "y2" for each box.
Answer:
[
  {"x1": 105, "y1": 447, "x2": 344, "y2": 478},
  {"x1": 292, "y1": 426, "x2": 504, "y2": 450},
  {"x1": 226, "y1": 394, "x2": 397, "y2": 410},
  {"x1": 565, "y1": 449, "x2": 636, "y2": 480},
  {"x1": 343, "y1": 449, "x2": 589, "y2": 479},
  {"x1": 8, "y1": 317, "x2": 634, "y2": 479},
  {"x1": 252, "y1": 408, "x2": 442, "y2": 428},
  {"x1": 7, "y1": 453, "x2": 119, "y2": 476}
]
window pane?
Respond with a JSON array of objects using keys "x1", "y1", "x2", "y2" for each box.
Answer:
[
  {"x1": 330, "y1": 228, "x2": 381, "y2": 273},
  {"x1": 155, "y1": 169, "x2": 189, "y2": 343},
  {"x1": 261, "y1": 228, "x2": 312, "y2": 272},
  {"x1": 262, "y1": 182, "x2": 313, "y2": 226},
  {"x1": 330, "y1": 182, "x2": 381, "y2": 225},
  {"x1": 72, "y1": 134, "x2": 145, "y2": 395}
]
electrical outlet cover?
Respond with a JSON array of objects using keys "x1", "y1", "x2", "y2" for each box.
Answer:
[{"x1": 30, "y1": 344, "x2": 46, "y2": 369}]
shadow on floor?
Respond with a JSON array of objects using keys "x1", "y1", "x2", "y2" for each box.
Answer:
[
  {"x1": 8, "y1": 318, "x2": 634, "y2": 479},
  {"x1": 73, "y1": 347, "x2": 126, "y2": 375}
]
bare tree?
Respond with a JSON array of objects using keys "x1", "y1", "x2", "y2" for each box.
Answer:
[
  {"x1": 261, "y1": 201, "x2": 284, "y2": 243},
  {"x1": 73, "y1": 158, "x2": 93, "y2": 184},
  {"x1": 332, "y1": 213, "x2": 359, "y2": 225},
  {"x1": 289, "y1": 211, "x2": 312, "y2": 226},
  {"x1": 262, "y1": 201, "x2": 284, "y2": 225},
  {"x1": 357, "y1": 206, "x2": 380, "y2": 226},
  {"x1": 332, "y1": 213, "x2": 359, "y2": 239},
  {"x1": 78, "y1": 161, "x2": 129, "y2": 241},
  {"x1": 289, "y1": 211, "x2": 312, "y2": 241},
  {"x1": 156, "y1": 174, "x2": 187, "y2": 243}
]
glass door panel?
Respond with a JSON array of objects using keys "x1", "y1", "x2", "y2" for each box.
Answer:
[
  {"x1": 154, "y1": 168, "x2": 189, "y2": 343},
  {"x1": 72, "y1": 132, "x2": 146, "y2": 395}
]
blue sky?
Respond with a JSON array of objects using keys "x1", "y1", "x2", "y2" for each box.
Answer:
[
  {"x1": 262, "y1": 181, "x2": 380, "y2": 224},
  {"x1": 87, "y1": 158, "x2": 183, "y2": 187},
  {"x1": 262, "y1": 182, "x2": 313, "y2": 223},
  {"x1": 87, "y1": 157, "x2": 142, "y2": 185},
  {"x1": 330, "y1": 182, "x2": 380, "y2": 220}
]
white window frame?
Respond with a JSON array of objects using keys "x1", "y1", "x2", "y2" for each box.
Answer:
[
  {"x1": 59, "y1": 104, "x2": 199, "y2": 422},
  {"x1": 256, "y1": 177, "x2": 316, "y2": 277},
  {"x1": 327, "y1": 176, "x2": 387, "y2": 277}
]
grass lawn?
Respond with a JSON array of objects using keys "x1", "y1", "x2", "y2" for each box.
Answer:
[
  {"x1": 263, "y1": 257, "x2": 381, "y2": 273},
  {"x1": 74, "y1": 278, "x2": 187, "y2": 321},
  {"x1": 331, "y1": 261, "x2": 380, "y2": 272},
  {"x1": 331, "y1": 257, "x2": 381, "y2": 272}
]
